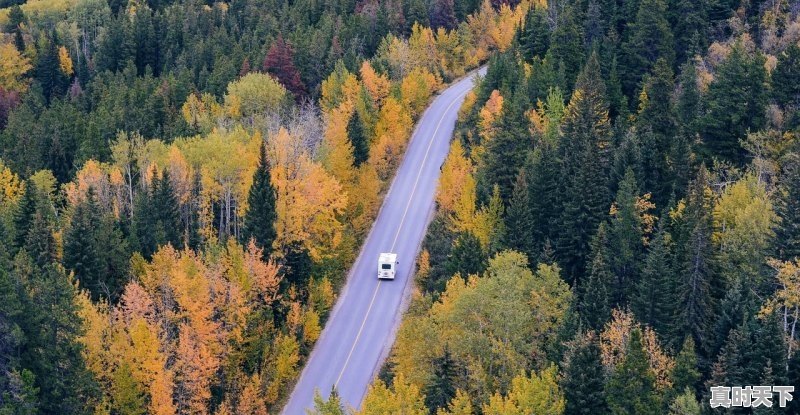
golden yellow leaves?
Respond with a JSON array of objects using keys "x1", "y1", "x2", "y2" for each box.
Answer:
[
  {"x1": 358, "y1": 374, "x2": 428, "y2": 415},
  {"x1": 360, "y1": 61, "x2": 391, "y2": 106},
  {"x1": 270, "y1": 127, "x2": 347, "y2": 260},
  {"x1": 0, "y1": 160, "x2": 24, "y2": 213},
  {"x1": 0, "y1": 42, "x2": 32, "y2": 93},
  {"x1": 599, "y1": 309, "x2": 675, "y2": 390},
  {"x1": 58, "y1": 45, "x2": 73, "y2": 76},
  {"x1": 78, "y1": 243, "x2": 284, "y2": 415}
]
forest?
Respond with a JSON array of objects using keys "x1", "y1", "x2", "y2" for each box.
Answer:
[
  {"x1": 0, "y1": 0, "x2": 520, "y2": 412},
  {"x1": 346, "y1": 0, "x2": 800, "y2": 414},
  {"x1": 1, "y1": 0, "x2": 799, "y2": 411}
]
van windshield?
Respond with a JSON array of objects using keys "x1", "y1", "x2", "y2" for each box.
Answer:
[{"x1": 381, "y1": 263, "x2": 392, "y2": 270}]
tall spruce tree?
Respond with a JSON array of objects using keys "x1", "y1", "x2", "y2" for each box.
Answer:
[
  {"x1": 631, "y1": 219, "x2": 672, "y2": 334},
  {"x1": 519, "y1": 6, "x2": 550, "y2": 61},
  {"x1": 15, "y1": 262, "x2": 98, "y2": 414},
  {"x1": 64, "y1": 188, "x2": 129, "y2": 301},
  {"x1": 670, "y1": 337, "x2": 701, "y2": 398},
  {"x1": 347, "y1": 108, "x2": 369, "y2": 167},
  {"x1": 548, "y1": 6, "x2": 585, "y2": 89},
  {"x1": 482, "y1": 78, "x2": 531, "y2": 202},
  {"x1": 444, "y1": 232, "x2": 487, "y2": 280},
  {"x1": 775, "y1": 157, "x2": 800, "y2": 262},
  {"x1": 562, "y1": 333, "x2": 607, "y2": 415},
  {"x1": 243, "y1": 143, "x2": 278, "y2": 256},
  {"x1": 580, "y1": 223, "x2": 612, "y2": 331},
  {"x1": 608, "y1": 169, "x2": 644, "y2": 305},
  {"x1": 556, "y1": 52, "x2": 612, "y2": 283},
  {"x1": 605, "y1": 329, "x2": 662, "y2": 415},
  {"x1": 636, "y1": 58, "x2": 677, "y2": 205},
  {"x1": 620, "y1": 0, "x2": 674, "y2": 100},
  {"x1": 153, "y1": 170, "x2": 181, "y2": 248},
  {"x1": 671, "y1": 167, "x2": 715, "y2": 352},
  {"x1": 504, "y1": 170, "x2": 534, "y2": 259},
  {"x1": 698, "y1": 41, "x2": 768, "y2": 165},
  {"x1": 525, "y1": 143, "x2": 560, "y2": 262},
  {"x1": 424, "y1": 345, "x2": 460, "y2": 414},
  {"x1": 64, "y1": 189, "x2": 103, "y2": 299},
  {"x1": 12, "y1": 181, "x2": 38, "y2": 252}
]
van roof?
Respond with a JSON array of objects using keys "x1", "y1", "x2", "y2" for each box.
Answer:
[{"x1": 379, "y1": 252, "x2": 397, "y2": 263}]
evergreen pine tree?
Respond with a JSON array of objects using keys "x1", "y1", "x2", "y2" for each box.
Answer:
[
  {"x1": 444, "y1": 232, "x2": 486, "y2": 280},
  {"x1": 580, "y1": 223, "x2": 612, "y2": 331},
  {"x1": 556, "y1": 52, "x2": 612, "y2": 283},
  {"x1": 620, "y1": 0, "x2": 674, "y2": 100},
  {"x1": 347, "y1": 108, "x2": 369, "y2": 167},
  {"x1": 482, "y1": 79, "x2": 531, "y2": 202},
  {"x1": 24, "y1": 210, "x2": 56, "y2": 270},
  {"x1": 698, "y1": 42, "x2": 769, "y2": 165},
  {"x1": 64, "y1": 188, "x2": 103, "y2": 300},
  {"x1": 773, "y1": 44, "x2": 800, "y2": 108},
  {"x1": 16, "y1": 263, "x2": 97, "y2": 414},
  {"x1": 671, "y1": 167, "x2": 715, "y2": 352},
  {"x1": 519, "y1": 6, "x2": 550, "y2": 61},
  {"x1": 525, "y1": 139, "x2": 560, "y2": 261},
  {"x1": 504, "y1": 170, "x2": 534, "y2": 259},
  {"x1": 608, "y1": 169, "x2": 643, "y2": 305},
  {"x1": 605, "y1": 329, "x2": 661, "y2": 415},
  {"x1": 35, "y1": 33, "x2": 68, "y2": 102},
  {"x1": 562, "y1": 333, "x2": 607, "y2": 415},
  {"x1": 670, "y1": 0, "x2": 708, "y2": 66},
  {"x1": 131, "y1": 183, "x2": 158, "y2": 259},
  {"x1": 775, "y1": 157, "x2": 800, "y2": 262},
  {"x1": 153, "y1": 170, "x2": 181, "y2": 248},
  {"x1": 631, "y1": 219, "x2": 672, "y2": 334},
  {"x1": 548, "y1": 6, "x2": 585, "y2": 89},
  {"x1": 424, "y1": 345, "x2": 459, "y2": 413},
  {"x1": 243, "y1": 143, "x2": 278, "y2": 256},
  {"x1": 670, "y1": 337, "x2": 700, "y2": 398},
  {"x1": 13, "y1": 181, "x2": 38, "y2": 252},
  {"x1": 429, "y1": 0, "x2": 456, "y2": 30},
  {"x1": 636, "y1": 58, "x2": 677, "y2": 205}
]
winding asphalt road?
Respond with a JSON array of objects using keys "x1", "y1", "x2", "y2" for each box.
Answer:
[{"x1": 281, "y1": 67, "x2": 485, "y2": 415}]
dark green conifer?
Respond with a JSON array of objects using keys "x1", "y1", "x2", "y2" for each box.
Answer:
[{"x1": 243, "y1": 143, "x2": 277, "y2": 256}]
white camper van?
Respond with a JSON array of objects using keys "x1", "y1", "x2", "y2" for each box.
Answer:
[{"x1": 378, "y1": 253, "x2": 398, "y2": 280}]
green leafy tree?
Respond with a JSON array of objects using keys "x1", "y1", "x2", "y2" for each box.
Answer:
[{"x1": 110, "y1": 363, "x2": 147, "y2": 415}]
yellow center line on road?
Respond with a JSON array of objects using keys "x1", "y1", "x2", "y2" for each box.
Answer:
[{"x1": 333, "y1": 87, "x2": 471, "y2": 389}]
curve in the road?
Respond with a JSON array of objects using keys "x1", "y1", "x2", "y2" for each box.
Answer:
[{"x1": 281, "y1": 67, "x2": 485, "y2": 415}]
